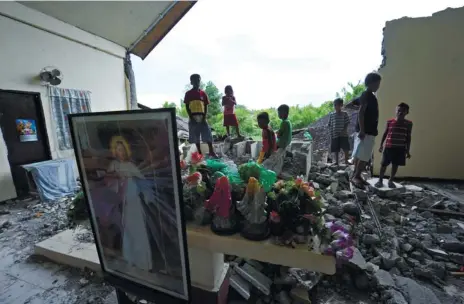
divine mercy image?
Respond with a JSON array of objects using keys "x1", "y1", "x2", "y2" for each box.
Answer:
[{"x1": 70, "y1": 111, "x2": 189, "y2": 299}]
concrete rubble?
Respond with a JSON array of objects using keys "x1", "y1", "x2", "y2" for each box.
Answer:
[
  {"x1": 0, "y1": 191, "x2": 114, "y2": 303},
  {"x1": 225, "y1": 153, "x2": 464, "y2": 304},
  {"x1": 220, "y1": 143, "x2": 464, "y2": 304}
]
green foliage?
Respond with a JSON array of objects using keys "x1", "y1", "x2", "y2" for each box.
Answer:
[
  {"x1": 162, "y1": 101, "x2": 177, "y2": 108},
  {"x1": 67, "y1": 191, "x2": 88, "y2": 223},
  {"x1": 336, "y1": 81, "x2": 366, "y2": 102},
  {"x1": 238, "y1": 162, "x2": 261, "y2": 183},
  {"x1": 166, "y1": 80, "x2": 364, "y2": 138}
]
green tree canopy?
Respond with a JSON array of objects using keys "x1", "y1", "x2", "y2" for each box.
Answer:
[
  {"x1": 336, "y1": 81, "x2": 365, "y2": 102},
  {"x1": 162, "y1": 101, "x2": 177, "y2": 108}
]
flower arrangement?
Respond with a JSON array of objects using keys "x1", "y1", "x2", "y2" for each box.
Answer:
[
  {"x1": 266, "y1": 177, "x2": 325, "y2": 247},
  {"x1": 321, "y1": 221, "x2": 355, "y2": 260}
]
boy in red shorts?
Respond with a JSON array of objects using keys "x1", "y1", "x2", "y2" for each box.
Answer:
[
  {"x1": 376, "y1": 103, "x2": 412, "y2": 188},
  {"x1": 184, "y1": 74, "x2": 217, "y2": 157},
  {"x1": 222, "y1": 85, "x2": 242, "y2": 138}
]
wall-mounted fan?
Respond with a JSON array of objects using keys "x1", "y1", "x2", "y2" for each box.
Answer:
[{"x1": 39, "y1": 66, "x2": 63, "y2": 86}]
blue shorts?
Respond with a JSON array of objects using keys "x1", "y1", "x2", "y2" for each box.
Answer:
[{"x1": 188, "y1": 120, "x2": 213, "y2": 144}]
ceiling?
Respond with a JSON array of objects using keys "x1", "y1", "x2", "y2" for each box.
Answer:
[{"x1": 18, "y1": 1, "x2": 195, "y2": 59}]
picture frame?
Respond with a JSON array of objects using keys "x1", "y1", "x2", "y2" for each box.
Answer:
[{"x1": 69, "y1": 108, "x2": 191, "y2": 303}]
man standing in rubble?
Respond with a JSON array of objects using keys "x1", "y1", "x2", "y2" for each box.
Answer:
[{"x1": 351, "y1": 72, "x2": 381, "y2": 188}]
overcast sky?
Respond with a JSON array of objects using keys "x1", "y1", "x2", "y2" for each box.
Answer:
[{"x1": 132, "y1": 0, "x2": 463, "y2": 109}]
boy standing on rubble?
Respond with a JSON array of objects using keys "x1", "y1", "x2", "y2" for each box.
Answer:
[
  {"x1": 328, "y1": 98, "x2": 350, "y2": 165},
  {"x1": 260, "y1": 105, "x2": 292, "y2": 175},
  {"x1": 257, "y1": 112, "x2": 277, "y2": 164},
  {"x1": 375, "y1": 103, "x2": 412, "y2": 188},
  {"x1": 184, "y1": 74, "x2": 217, "y2": 158},
  {"x1": 351, "y1": 72, "x2": 381, "y2": 189}
]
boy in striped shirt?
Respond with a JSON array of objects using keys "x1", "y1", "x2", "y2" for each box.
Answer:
[
  {"x1": 328, "y1": 98, "x2": 350, "y2": 165},
  {"x1": 376, "y1": 103, "x2": 412, "y2": 188}
]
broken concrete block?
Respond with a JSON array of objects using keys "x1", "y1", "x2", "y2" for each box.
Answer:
[
  {"x1": 235, "y1": 263, "x2": 272, "y2": 296},
  {"x1": 292, "y1": 151, "x2": 308, "y2": 173},
  {"x1": 301, "y1": 142, "x2": 312, "y2": 153},
  {"x1": 245, "y1": 140, "x2": 256, "y2": 154},
  {"x1": 393, "y1": 275, "x2": 441, "y2": 304},
  {"x1": 230, "y1": 272, "x2": 251, "y2": 300},
  {"x1": 405, "y1": 185, "x2": 423, "y2": 192},
  {"x1": 347, "y1": 247, "x2": 367, "y2": 270},
  {"x1": 289, "y1": 140, "x2": 305, "y2": 152},
  {"x1": 233, "y1": 141, "x2": 247, "y2": 158},
  {"x1": 374, "y1": 269, "x2": 395, "y2": 288},
  {"x1": 384, "y1": 289, "x2": 408, "y2": 304},
  {"x1": 250, "y1": 142, "x2": 262, "y2": 158},
  {"x1": 367, "y1": 178, "x2": 405, "y2": 198}
]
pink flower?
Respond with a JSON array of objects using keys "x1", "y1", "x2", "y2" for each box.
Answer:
[{"x1": 336, "y1": 246, "x2": 355, "y2": 260}]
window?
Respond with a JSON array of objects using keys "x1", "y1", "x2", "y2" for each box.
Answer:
[{"x1": 49, "y1": 87, "x2": 91, "y2": 150}]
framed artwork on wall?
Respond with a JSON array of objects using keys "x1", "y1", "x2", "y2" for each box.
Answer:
[{"x1": 69, "y1": 108, "x2": 190, "y2": 303}]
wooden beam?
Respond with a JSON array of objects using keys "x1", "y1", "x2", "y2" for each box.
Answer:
[{"x1": 131, "y1": 1, "x2": 196, "y2": 59}]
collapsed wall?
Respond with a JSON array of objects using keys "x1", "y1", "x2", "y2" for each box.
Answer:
[{"x1": 376, "y1": 6, "x2": 464, "y2": 179}]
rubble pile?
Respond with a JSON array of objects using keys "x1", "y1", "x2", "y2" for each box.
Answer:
[
  {"x1": 292, "y1": 107, "x2": 358, "y2": 152},
  {"x1": 301, "y1": 162, "x2": 464, "y2": 303},
  {"x1": 0, "y1": 196, "x2": 76, "y2": 240},
  {"x1": 222, "y1": 161, "x2": 464, "y2": 303}
]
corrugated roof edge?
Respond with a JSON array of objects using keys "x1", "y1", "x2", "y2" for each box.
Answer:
[{"x1": 130, "y1": 1, "x2": 197, "y2": 59}]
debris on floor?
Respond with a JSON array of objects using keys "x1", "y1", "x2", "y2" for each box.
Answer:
[
  {"x1": 0, "y1": 191, "x2": 114, "y2": 304},
  {"x1": 224, "y1": 156, "x2": 464, "y2": 304},
  {"x1": 3, "y1": 137, "x2": 464, "y2": 303}
]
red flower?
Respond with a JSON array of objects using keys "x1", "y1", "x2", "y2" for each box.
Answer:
[
  {"x1": 191, "y1": 152, "x2": 204, "y2": 165},
  {"x1": 186, "y1": 172, "x2": 202, "y2": 185},
  {"x1": 270, "y1": 211, "x2": 281, "y2": 222}
]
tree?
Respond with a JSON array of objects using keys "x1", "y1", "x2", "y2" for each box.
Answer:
[
  {"x1": 204, "y1": 81, "x2": 222, "y2": 119},
  {"x1": 162, "y1": 101, "x2": 177, "y2": 108},
  {"x1": 336, "y1": 81, "x2": 365, "y2": 102}
]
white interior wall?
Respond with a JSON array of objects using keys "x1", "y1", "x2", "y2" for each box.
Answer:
[{"x1": 0, "y1": 3, "x2": 128, "y2": 200}]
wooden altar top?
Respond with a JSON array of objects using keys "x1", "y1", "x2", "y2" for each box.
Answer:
[{"x1": 186, "y1": 224, "x2": 336, "y2": 275}]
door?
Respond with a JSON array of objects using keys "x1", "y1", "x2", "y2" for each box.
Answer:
[{"x1": 0, "y1": 90, "x2": 52, "y2": 200}]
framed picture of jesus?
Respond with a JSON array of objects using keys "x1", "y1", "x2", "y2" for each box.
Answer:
[{"x1": 69, "y1": 108, "x2": 191, "y2": 303}]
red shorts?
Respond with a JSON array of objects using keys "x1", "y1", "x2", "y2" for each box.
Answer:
[{"x1": 223, "y1": 114, "x2": 238, "y2": 127}]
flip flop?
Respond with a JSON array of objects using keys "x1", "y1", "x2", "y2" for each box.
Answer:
[
  {"x1": 374, "y1": 181, "x2": 383, "y2": 188},
  {"x1": 388, "y1": 181, "x2": 397, "y2": 188}
]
